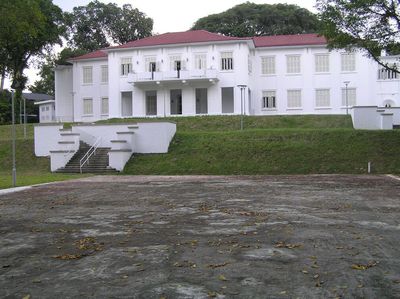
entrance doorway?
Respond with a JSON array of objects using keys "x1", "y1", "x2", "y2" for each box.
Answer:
[
  {"x1": 121, "y1": 91, "x2": 132, "y2": 117},
  {"x1": 170, "y1": 89, "x2": 182, "y2": 115},
  {"x1": 221, "y1": 87, "x2": 234, "y2": 113},
  {"x1": 196, "y1": 88, "x2": 208, "y2": 114},
  {"x1": 146, "y1": 90, "x2": 157, "y2": 116}
]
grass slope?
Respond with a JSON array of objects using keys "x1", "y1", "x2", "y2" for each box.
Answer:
[
  {"x1": 102, "y1": 115, "x2": 354, "y2": 131},
  {"x1": 0, "y1": 115, "x2": 398, "y2": 188},
  {"x1": 0, "y1": 124, "x2": 88, "y2": 189},
  {"x1": 124, "y1": 129, "x2": 400, "y2": 175}
]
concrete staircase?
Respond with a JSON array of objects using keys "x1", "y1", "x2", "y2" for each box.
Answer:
[{"x1": 56, "y1": 142, "x2": 117, "y2": 173}]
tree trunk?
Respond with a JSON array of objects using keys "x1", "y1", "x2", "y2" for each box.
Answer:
[{"x1": 0, "y1": 68, "x2": 5, "y2": 91}]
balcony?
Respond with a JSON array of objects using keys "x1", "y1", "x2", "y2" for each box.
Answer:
[{"x1": 127, "y1": 69, "x2": 219, "y2": 86}]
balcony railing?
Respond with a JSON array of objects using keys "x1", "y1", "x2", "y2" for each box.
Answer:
[{"x1": 128, "y1": 69, "x2": 218, "y2": 83}]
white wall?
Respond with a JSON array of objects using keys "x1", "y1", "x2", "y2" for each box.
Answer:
[
  {"x1": 252, "y1": 46, "x2": 379, "y2": 116},
  {"x1": 71, "y1": 122, "x2": 176, "y2": 153},
  {"x1": 60, "y1": 40, "x2": 400, "y2": 122},
  {"x1": 72, "y1": 59, "x2": 109, "y2": 122},
  {"x1": 34, "y1": 124, "x2": 64, "y2": 156},
  {"x1": 55, "y1": 66, "x2": 73, "y2": 122},
  {"x1": 38, "y1": 103, "x2": 55, "y2": 123}
]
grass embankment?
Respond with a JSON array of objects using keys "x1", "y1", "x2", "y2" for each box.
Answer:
[
  {"x1": 0, "y1": 124, "x2": 88, "y2": 189},
  {"x1": 102, "y1": 115, "x2": 400, "y2": 175},
  {"x1": 0, "y1": 115, "x2": 398, "y2": 188}
]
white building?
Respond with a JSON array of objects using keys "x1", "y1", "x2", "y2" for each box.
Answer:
[{"x1": 53, "y1": 30, "x2": 400, "y2": 123}]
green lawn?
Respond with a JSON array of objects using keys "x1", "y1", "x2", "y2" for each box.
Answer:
[
  {"x1": 101, "y1": 114, "x2": 353, "y2": 132},
  {"x1": 123, "y1": 129, "x2": 400, "y2": 175},
  {"x1": 0, "y1": 115, "x2": 398, "y2": 189},
  {"x1": 0, "y1": 124, "x2": 88, "y2": 189}
]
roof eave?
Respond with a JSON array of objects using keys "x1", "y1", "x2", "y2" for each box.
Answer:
[
  {"x1": 67, "y1": 56, "x2": 108, "y2": 63},
  {"x1": 106, "y1": 39, "x2": 252, "y2": 52},
  {"x1": 255, "y1": 43, "x2": 327, "y2": 50}
]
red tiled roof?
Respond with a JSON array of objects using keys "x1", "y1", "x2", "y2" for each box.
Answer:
[
  {"x1": 253, "y1": 33, "x2": 326, "y2": 48},
  {"x1": 70, "y1": 31, "x2": 327, "y2": 61},
  {"x1": 69, "y1": 49, "x2": 107, "y2": 61},
  {"x1": 110, "y1": 30, "x2": 249, "y2": 49}
]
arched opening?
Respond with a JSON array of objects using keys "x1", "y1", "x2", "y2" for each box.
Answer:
[{"x1": 382, "y1": 99, "x2": 396, "y2": 108}]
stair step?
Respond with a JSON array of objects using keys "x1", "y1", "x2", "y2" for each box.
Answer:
[{"x1": 59, "y1": 142, "x2": 113, "y2": 173}]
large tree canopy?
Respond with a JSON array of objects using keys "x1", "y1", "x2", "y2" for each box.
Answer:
[
  {"x1": 66, "y1": 0, "x2": 153, "y2": 52},
  {"x1": 29, "y1": 48, "x2": 87, "y2": 95},
  {"x1": 317, "y1": 0, "x2": 400, "y2": 71},
  {"x1": 191, "y1": 2, "x2": 320, "y2": 37},
  {"x1": 0, "y1": 0, "x2": 65, "y2": 95}
]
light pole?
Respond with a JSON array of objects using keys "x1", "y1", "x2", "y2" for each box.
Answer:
[
  {"x1": 344, "y1": 81, "x2": 350, "y2": 115},
  {"x1": 23, "y1": 96, "x2": 27, "y2": 138},
  {"x1": 237, "y1": 84, "x2": 247, "y2": 130},
  {"x1": 11, "y1": 90, "x2": 16, "y2": 187}
]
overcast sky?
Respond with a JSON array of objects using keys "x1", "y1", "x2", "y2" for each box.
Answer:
[
  {"x1": 54, "y1": 0, "x2": 317, "y2": 33},
  {"x1": 5, "y1": 0, "x2": 317, "y2": 90}
]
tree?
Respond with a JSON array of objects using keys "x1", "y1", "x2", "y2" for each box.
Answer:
[
  {"x1": 191, "y1": 2, "x2": 320, "y2": 37},
  {"x1": 0, "y1": 0, "x2": 66, "y2": 101},
  {"x1": 30, "y1": 48, "x2": 87, "y2": 95},
  {"x1": 316, "y1": 0, "x2": 400, "y2": 72},
  {"x1": 66, "y1": 0, "x2": 153, "y2": 52}
]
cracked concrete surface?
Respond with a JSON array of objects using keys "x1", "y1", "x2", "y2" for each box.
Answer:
[{"x1": 0, "y1": 175, "x2": 399, "y2": 298}]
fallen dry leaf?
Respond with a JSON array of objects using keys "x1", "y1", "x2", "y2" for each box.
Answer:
[
  {"x1": 274, "y1": 241, "x2": 302, "y2": 249},
  {"x1": 351, "y1": 261, "x2": 379, "y2": 270},
  {"x1": 208, "y1": 262, "x2": 229, "y2": 269},
  {"x1": 54, "y1": 254, "x2": 82, "y2": 260},
  {"x1": 173, "y1": 261, "x2": 197, "y2": 268},
  {"x1": 22, "y1": 295, "x2": 30, "y2": 299},
  {"x1": 218, "y1": 274, "x2": 227, "y2": 281}
]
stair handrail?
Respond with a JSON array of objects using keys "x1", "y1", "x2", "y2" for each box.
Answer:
[{"x1": 79, "y1": 136, "x2": 102, "y2": 173}]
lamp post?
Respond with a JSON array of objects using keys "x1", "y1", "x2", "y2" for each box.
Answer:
[
  {"x1": 344, "y1": 81, "x2": 350, "y2": 115},
  {"x1": 11, "y1": 90, "x2": 16, "y2": 187},
  {"x1": 237, "y1": 84, "x2": 247, "y2": 131},
  {"x1": 23, "y1": 96, "x2": 26, "y2": 138}
]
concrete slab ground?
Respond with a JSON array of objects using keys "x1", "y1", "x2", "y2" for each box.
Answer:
[{"x1": 0, "y1": 175, "x2": 399, "y2": 299}]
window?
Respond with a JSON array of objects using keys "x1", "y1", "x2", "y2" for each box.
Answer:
[
  {"x1": 41, "y1": 106, "x2": 45, "y2": 112},
  {"x1": 121, "y1": 57, "x2": 132, "y2": 76},
  {"x1": 82, "y1": 66, "x2": 93, "y2": 84},
  {"x1": 286, "y1": 55, "x2": 301, "y2": 74},
  {"x1": 170, "y1": 55, "x2": 182, "y2": 71},
  {"x1": 145, "y1": 56, "x2": 157, "y2": 72},
  {"x1": 261, "y1": 56, "x2": 275, "y2": 75},
  {"x1": 287, "y1": 90, "x2": 302, "y2": 108},
  {"x1": 315, "y1": 54, "x2": 329, "y2": 73},
  {"x1": 315, "y1": 89, "x2": 330, "y2": 107},
  {"x1": 101, "y1": 97, "x2": 109, "y2": 115},
  {"x1": 341, "y1": 53, "x2": 356, "y2": 72},
  {"x1": 101, "y1": 65, "x2": 108, "y2": 84},
  {"x1": 221, "y1": 52, "x2": 233, "y2": 70},
  {"x1": 342, "y1": 88, "x2": 357, "y2": 106},
  {"x1": 83, "y1": 98, "x2": 93, "y2": 115},
  {"x1": 45, "y1": 106, "x2": 49, "y2": 111},
  {"x1": 262, "y1": 91, "x2": 276, "y2": 109},
  {"x1": 194, "y1": 54, "x2": 207, "y2": 70}
]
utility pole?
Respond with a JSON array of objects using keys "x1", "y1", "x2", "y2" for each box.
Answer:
[
  {"x1": 11, "y1": 90, "x2": 16, "y2": 187},
  {"x1": 24, "y1": 96, "x2": 27, "y2": 139}
]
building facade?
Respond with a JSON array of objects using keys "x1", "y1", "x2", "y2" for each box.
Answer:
[{"x1": 53, "y1": 30, "x2": 400, "y2": 123}]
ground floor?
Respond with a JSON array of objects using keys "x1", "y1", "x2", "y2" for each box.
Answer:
[
  {"x1": 113, "y1": 83, "x2": 245, "y2": 119},
  {"x1": 1, "y1": 175, "x2": 399, "y2": 298}
]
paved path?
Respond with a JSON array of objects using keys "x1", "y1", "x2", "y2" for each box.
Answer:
[{"x1": 0, "y1": 175, "x2": 399, "y2": 298}]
